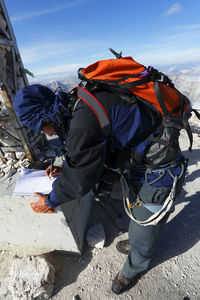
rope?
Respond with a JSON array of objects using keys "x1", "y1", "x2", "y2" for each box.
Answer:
[{"x1": 121, "y1": 163, "x2": 184, "y2": 226}]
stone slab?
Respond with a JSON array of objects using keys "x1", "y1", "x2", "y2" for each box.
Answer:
[
  {"x1": 0, "y1": 148, "x2": 92, "y2": 256},
  {"x1": 0, "y1": 193, "x2": 92, "y2": 256},
  {"x1": 0, "y1": 172, "x2": 19, "y2": 196}
]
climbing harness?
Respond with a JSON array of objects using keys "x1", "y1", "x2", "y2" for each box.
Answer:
[{"x1": 120, "y1": 162, "x2": 185, "y2": 226}]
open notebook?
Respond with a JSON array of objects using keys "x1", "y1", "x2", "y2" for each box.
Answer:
[{"x1": 12, "y1": 169, "x2": 56, "y2": 195}]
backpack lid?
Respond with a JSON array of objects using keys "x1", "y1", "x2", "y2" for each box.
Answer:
[{"x1": 79, "y1": 56, "x2": 145, "y2": 81}]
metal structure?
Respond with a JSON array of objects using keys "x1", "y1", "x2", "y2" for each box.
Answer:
[{"x1": 0, "y1": 0, "x2": 47, "y2": 162}]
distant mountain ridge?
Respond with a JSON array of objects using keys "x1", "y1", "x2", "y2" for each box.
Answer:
[
  {"x1": 41, "y1": 76, "x2": 79, "y2": 92},
  {"x1": 171, "y1": 75, "x2": 200, "y2": 108},
  {"x1": 161, "y1": 61, "x2": 200, "y2": 76}
]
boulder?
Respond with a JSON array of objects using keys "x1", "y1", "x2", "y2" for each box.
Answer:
[
  {"x1": 5, "y1": 152, "x2": 16, "y2": 160},
  {"x1": 3, "y1": 256, "x2": 55, "y2": 300},
  {"x1": 15, "y1": 152, "x2": 26, "y2": 160}
]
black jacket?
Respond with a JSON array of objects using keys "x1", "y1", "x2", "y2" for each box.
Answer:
[{"x1": 53, "y1": 90, "x2": 159, "y2": 204}]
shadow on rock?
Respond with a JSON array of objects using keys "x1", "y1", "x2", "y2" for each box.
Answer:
[
  {"x1": 44, "y1": 247, "x2": 93, "y2": 296},
  {"x1": 183, "y1": 148, "x2": 200, "y2": 166},
  {"x1": 44, "y1": 196, "x2": 127, "y2": 296},
  {"x1": 148, "y1": 148, "x2": 200, "y2": 269},
  {"x1": 87, "y1": 197, "x2": 129, "y2": 247},
  {"x1": 152, "y1": 188, "x2": 200, "y2": 267},
  {"x1": 184, "y1": 168, "x2": 200, "y2": 184}
]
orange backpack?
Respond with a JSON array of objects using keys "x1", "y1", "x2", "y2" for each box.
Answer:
[
  {"x1": 79, "y1": 53, "x2": 190, "y2": 115},
  {"x1": 77, "y1": 49, "x2": 200, "y2": 154}
]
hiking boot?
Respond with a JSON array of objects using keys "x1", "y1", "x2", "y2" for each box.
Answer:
[
  {"x1": 112, "y1": 271, "x2": 133, "y2": 294},
  {"x1": 116, "y1": 239, "x2": 131, "y2": 255}
]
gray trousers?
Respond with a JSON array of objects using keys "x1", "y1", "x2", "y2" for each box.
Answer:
[{"x1": 122, "y1": 171, "x2": 186, "y2": 278}]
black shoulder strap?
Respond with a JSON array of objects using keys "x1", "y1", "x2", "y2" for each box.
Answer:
[
  {"x1": 192, "y1": 108, "x2": 200, "y2": 120},
  {"x1": 76, "y1": 87, "x2": 111, "y2": 137}
]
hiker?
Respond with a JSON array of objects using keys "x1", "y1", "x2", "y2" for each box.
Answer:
[{"x1": 14, "y1": 52, "x2": 197, "y2": 294}]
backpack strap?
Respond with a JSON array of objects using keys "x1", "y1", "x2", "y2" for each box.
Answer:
[
  {"x1": 153, "y1": 81, "x2": 169, "y2": 116},
  {"x1": 153, "y1": 82, "x2": 194, "y2": 151},
  {"x1": 75, "y1": 86, "x2": 111, "y2": 137},
  {"x1": 192, "y1": 108, "x2": 200, "y2": 120},
  {"x1": 175, "y1": 90, "x2": 193, "y2": 151},
  {"x1": 182, "y1": 110, "x2": 193, "y2": 151}
]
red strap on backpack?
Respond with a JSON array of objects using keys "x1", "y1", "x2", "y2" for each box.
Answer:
[{"x1": 76, "y1": 86, "x2": 111, "y2": 136}]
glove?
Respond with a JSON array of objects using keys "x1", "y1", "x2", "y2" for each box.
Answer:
[
  {"x1": 45, "y1": 165, "x2": 63, "y2": 178},
  {"x1": 31, "y1": 192, "x2": 55, "y2": 213}
]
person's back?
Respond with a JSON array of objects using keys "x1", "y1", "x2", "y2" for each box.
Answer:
[{"x1": 53, "y1": 89, "x2": 162, "y2": 201}]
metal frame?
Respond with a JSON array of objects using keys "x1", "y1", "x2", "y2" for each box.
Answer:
[{"x1": 0, "y1": 1, "x2": 47, "y2": 161}]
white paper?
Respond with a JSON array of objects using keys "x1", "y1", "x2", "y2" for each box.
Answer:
[{"x1": 12, "y1": 169, "x2": 56, "y2": 195}]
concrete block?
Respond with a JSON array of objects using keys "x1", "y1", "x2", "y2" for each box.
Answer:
[{"x1": 0, "y1": 193, "x2": 92, "y2": 256}]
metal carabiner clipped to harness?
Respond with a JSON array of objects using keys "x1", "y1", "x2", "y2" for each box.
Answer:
[{"x1": 120, "y1": 167, "x2": 181, "y2": 226}]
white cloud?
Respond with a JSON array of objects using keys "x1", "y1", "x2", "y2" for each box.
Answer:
[
  {"x1": 173, "y1": 24, "x2": 200, "y2": 30},
  {"x1": 135, "y1": 47, "x2": 200, "y2": 67},
  {"x1": 11, "y1": 1, "x2": 84, "y2": 22},
  {"x1": 35, "y1": 63, "x2": 80, "y2": 76},
  {"x1": 30, "y1": 63, "x2": 82, "y2": 82},
  {"x1": 20, "y1": 40, "x2": 97, "y2": 64},
  {"x1": 20, "y1": 43, "x2": 70, "y2": 64},
  {"x1": 165, "y1": 3, "x2": 182, "y2": 16},
  {"x1": 162, "y1": 31, "x2": 200, "y2": 42}
]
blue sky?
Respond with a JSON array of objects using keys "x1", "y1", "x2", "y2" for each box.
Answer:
[{"x1": 4, "y1": 0, "x2": 200, "y2": 82}]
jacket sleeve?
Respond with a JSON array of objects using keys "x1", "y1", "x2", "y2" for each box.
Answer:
[{"x1": 53, "y1": 100, "x2": 107, "y2": 204}]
